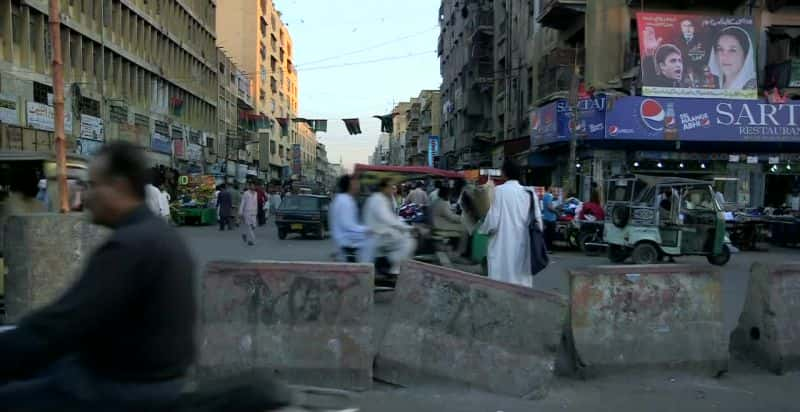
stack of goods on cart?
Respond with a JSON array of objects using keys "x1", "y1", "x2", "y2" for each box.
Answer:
[{"x1": 177, "y1": 175, "x2": 215, "y2": 207}]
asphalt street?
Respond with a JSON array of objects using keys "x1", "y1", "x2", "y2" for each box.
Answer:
[{"x1": 179, "y1": 223, "x2": 800, "y2": 411}]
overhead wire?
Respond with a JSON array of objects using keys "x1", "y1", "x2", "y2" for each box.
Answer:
[
  {"x1": 294, "y1": 25, "x2": 439, "y2": 68},
  {"x1": 296, "y1": 50, "x2": 437, "y2": 72}
]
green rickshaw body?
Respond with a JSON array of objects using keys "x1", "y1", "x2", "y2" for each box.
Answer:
[{"x1": 604, "y1": 175, "x2": 732, "y2": 266}]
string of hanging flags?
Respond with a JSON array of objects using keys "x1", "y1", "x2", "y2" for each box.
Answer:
[{"x1": 279, "y1": 114, "x2": 399, "y2": 136}]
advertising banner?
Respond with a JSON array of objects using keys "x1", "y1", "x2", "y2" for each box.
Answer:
[
  {"x1": 75, "y1": 138, "x2": 104, "y2": 156},
  {"x1": 151, "y1": 132, "x2": 172, "y2": 154},
  {"x1": 0, "y1": 94, "x2": 20, "y2": 125},
  {"x1": 604, "y1": 96, "x2": 800, "y2": 142},
  {"x1": 186, "y1": 143, "x2": 203, "y2": 162},
  {"x1": 80, "y1": 114, "x2": 104, "y2": 141},
  {"x1": 292, "y1": 144, "x2": 302, "y2": 176},
  {"x1": 428, "y1": 135, "x2": 440, "y2": 167},
  {"x1": 530, "y1": 94, "x2": 607, "y2": 146},
  {"x1": 26, "y1": 101, "x2": 73, "y2": 133},
  {"x1": 637, "y1": 12, "x2": 757, "y2": 99},
  {"x1": 173, "y1": 138, "x2": 185, "y2": 159}
]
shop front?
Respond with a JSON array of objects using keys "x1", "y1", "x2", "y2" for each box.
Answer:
[{"x1": 530, "y1": 95, "x2": 800, "y2": 207}]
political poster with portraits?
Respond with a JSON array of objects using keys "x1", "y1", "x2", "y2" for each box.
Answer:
[{"x1": 637, "y1": 12, "x2": 757, "y2": 100}]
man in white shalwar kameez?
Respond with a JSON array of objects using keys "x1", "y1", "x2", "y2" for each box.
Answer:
[
  {"x1": 363, "y1": 178, "x2": 416, "y2": 274},
  {"x1": 479, "y1": 161, "x2": 542, "y2": 287}
]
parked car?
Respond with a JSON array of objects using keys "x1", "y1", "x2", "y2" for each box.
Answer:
[{"x1": 275, "y1": 195, "x2": 330, "y2": 240}]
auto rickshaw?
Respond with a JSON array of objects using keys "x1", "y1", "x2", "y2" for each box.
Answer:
[{"x1": 604, "y1": 175, "x2": 732, "y2": 266}]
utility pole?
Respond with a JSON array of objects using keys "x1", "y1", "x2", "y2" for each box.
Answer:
[
  {"x1": 566, "y1": 59, "x2": 581, "y2": 197},
  {"x1": 49, "y1": 0, "x2": 69, "y2": 213}
]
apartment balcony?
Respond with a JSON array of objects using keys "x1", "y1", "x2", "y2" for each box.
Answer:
[
  {"x1": 538, "y1": 0, "x2": 586, "y2": 30},
  {"x1": 465, "y1": 9, "x2": 494, "y2": 40}
]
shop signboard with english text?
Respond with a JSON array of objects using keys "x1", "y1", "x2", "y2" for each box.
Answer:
[
  {"x1": 605, "y1": 96, "x2": 800, "y2": 142},
  {"x1": 428, "y1": 135, "x2": 440, "y2": 167},
  {"x1": 530, "y1": 94, "x2": 607, "y2": 146},
  {"x1": 637, "y1": 12, "x2": 757, "y2": 99}
]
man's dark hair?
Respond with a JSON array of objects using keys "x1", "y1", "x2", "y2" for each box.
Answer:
[
  {"x1": 220, "y1": 183, "x2": 227, "y2": 190},
  {"x1": 96, "y1": 141, "x2": 148, "y2": 200},
  {"x1": 656, "y1": 44, "x2": 681, "y2": 66},
  {"x1": 502, "y1": 160, "x2": 522, "y2": 181},
  {"x1": 439, "y1": 185, "x2": 451, "y2": 200},
  {"x1": 434, "y1": 180, "x2": 443, "y2": 190},
  {"x1": 337, "y1": 175, "x2": 352, "y2": 193},
  {"x1": 9, "y1": 167, "x2": 41, "y2": 198}
]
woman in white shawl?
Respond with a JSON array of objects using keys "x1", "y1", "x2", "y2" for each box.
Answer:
[{"x1": 708, "y1": 26, "x2": 756, "y2": 90}]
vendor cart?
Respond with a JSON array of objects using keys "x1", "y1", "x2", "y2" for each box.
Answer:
[{"x1": 174, "y1": 175, "x2": 217, "y2": 226}]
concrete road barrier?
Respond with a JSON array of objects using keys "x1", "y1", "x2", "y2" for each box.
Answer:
[
  {"x1": 199, "y1": 261, "x2": 374, "y2": 390},
  {"x1": 375, "y1": 261, "x2": 567, "y2": 398},
  {"x1": 4, "y1": 214, "x2": 107, "y2": 322},
  {"x1": 731, "y1": 262, "x2": 800, "y2": 374},
  {"x1": 569, "y1": 265, "x2": 727, "y2": 377}
]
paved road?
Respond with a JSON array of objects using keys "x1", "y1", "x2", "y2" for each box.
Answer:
[
  {"x1": 181, "y1": 223, "x2": 798, "y2": 335},
  {"x1": 180, "y1": 225, "x2": 800, "y2": 411}
]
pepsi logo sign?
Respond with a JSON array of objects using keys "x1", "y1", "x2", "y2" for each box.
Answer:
[
  {"x1": 640, "y1": 99, "x2": 665, "y2": 132},
  {"x1": 608, "y1": 125, "x2": 619, "y2": 136}
]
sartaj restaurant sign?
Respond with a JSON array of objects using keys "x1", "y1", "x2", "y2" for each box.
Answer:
[{"x1": 604, "y1": 97, "x2": 800, "y2": 142}]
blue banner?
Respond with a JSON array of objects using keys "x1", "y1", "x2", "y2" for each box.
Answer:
[
  {"x1": 151, "y1": 132, "x2": 172, "y2": 154},
  {"x1": 428, "y1": 135, "x2": 440, "y2": 167},
  {"x1": 531, "y1": 94, "x2": 607, "y2": 146},
  {"x1": 605, "y1": 96, "x2": 800, "y2": 142}
]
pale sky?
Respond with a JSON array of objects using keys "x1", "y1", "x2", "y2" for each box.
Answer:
[{"x1": 277, "y1": 0, "x2": 442, "y2": 171}]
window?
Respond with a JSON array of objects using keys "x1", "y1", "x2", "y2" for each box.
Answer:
[
  {"x1": 219, "y1": 62, "x2": 225, "y2": 74},
  {"x1": 261, "y1": 18, "x2": 268, "y2": 37},
  {"x1": 270, "y1": 140, "x2": 276, "y2": 154},
  {"x1": 11, "y1": 1, "x2": 21, "y2": 44}
]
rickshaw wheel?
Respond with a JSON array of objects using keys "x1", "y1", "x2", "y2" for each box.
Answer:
[
  {"x1": 707, "y1": 244, "x2": 731, "y2": 266},
  {"x1": 632, "y1": 242, "x2": 659, "y2": 265}
]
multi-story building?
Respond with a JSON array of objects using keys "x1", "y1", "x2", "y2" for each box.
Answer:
[
  {"x1": 528, "y1": 0, "x2": 800, "y2": 207},
  {"x1": 371, "y1": 133, "x2": 391, "y2": 165},
  {"x1": 438, "y1": 0, "x2": 537, "y2": 170},
  {"x1": 315, "y1": 142, "x2": 331, "y2": 190},
  {"x1": 0, "y1": 0, "x2": 217, "y2": 175},
  {"x1": 389, "y1": 101, "x2": 411, "y2": 165},
  {"x1": 438, "y1": 0, "x2": 495, "y2": 170},
  {"x1": 216, "y1": 0, "x2": 298, "y2": 183},
  {"x1": 216, "y1": 48, "x2": 257, "y2": 184},
  {"x1": 295, "y1": 121, "x2": 317, "y2": 183},
  {"x1": 407, "y1": 90, "x2": 441, "y2": 166}
]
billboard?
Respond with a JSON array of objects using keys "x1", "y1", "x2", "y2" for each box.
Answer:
[
  {"x1": 637, "y1": 12, "x2": 757, "y2": 100},
  {"x1": 605, "y1": 96, "x2": 800, "y2": 142},
  {"x1": 530, "y1": 94, "x2": 607, "y2": 146}
]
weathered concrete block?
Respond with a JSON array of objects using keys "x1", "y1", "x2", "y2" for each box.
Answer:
[
  {"x1": 731, "y1": 262, "x2": 800, "y2": 374},
  {"x1": 4, "y1": 213, "x2": 108, "y2": 322},
  {"x1": 375, "y1": 261, "x2": 567, "y2": 398},
  {"x1": 199, "y1": 261, "x2": 374, "y2": 390},
  {"x1": 569, "y1": 265, "x2": 727, "y2": 377}
]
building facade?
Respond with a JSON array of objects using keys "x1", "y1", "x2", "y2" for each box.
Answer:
[
  {"x1": 216, "y1": 0, "x2": 298, "y2": 183},
  {"x1": 216, "y1": 48, "x2": 258, "y2": 184},
  {"x1": 371, "y1": 133, "x2": 391, "y2": 165},
  {"x1": 528, "y1": 0, "x2": 800, "y2": 208},
  {"x1": 0, "y1": 0, "x2": 217, "y2": 174},
  {"x1": 295, "y1": 121, "x2": 317, "y2": 183}
]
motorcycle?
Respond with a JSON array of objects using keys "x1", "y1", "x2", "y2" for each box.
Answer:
[{"x1": 576, "y1": 219, "x2": 606, "y2": 255}]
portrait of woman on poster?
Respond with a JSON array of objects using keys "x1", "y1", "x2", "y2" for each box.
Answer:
[{"x1": 708, "y1": 26, "x2": 756, "y2": 90}]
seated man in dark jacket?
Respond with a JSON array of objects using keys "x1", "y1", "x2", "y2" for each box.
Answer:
[{"x1": 0, "y1": 141, "x2": 196, "y2": 409}]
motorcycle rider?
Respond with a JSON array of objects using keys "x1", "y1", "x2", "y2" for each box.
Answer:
[
  {"x1": 329, "y1": 175, "x2": 370, "y2": 262},
  {"x1": 363, "y1": 178, "x2": 416, "y2": 275}
]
